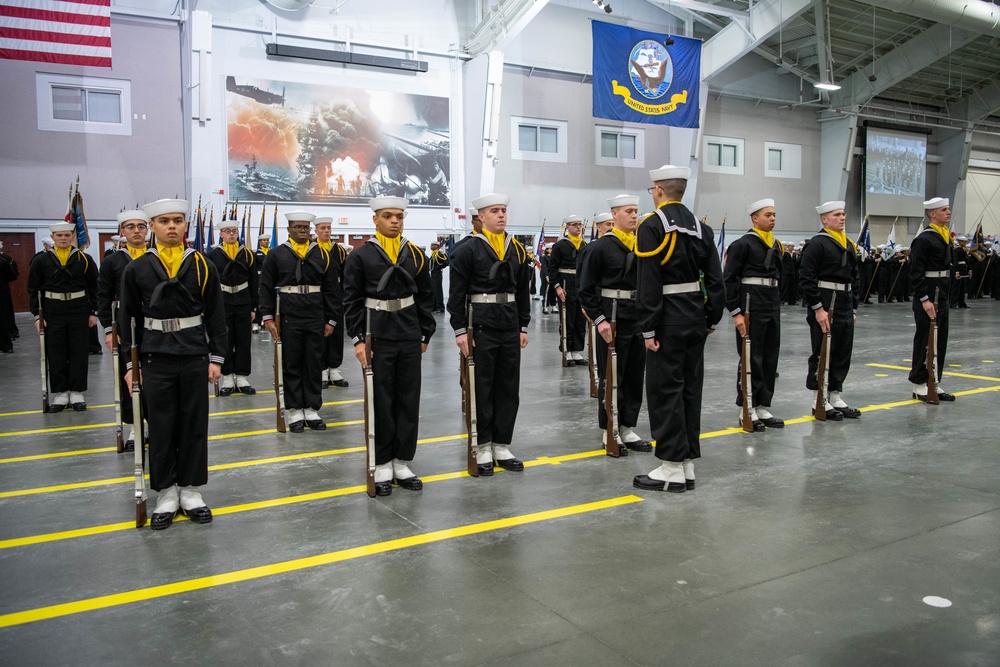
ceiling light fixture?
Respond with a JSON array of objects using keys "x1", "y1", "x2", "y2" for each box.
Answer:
[
  {"x1": 593, "y1": 0, "x2": 612, "y2": 12},
  {"x1": 814, "y1": 81, "x2": 841, "y2": 91}
]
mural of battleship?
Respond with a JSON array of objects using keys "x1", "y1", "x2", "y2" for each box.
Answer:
[{"x1": 226, "y1": 76, "x2": 450, "y2": 206}]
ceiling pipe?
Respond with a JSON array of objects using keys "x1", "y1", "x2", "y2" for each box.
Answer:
[{"x1": 852, "y1": 0, "x2": 1000, "y2": 37}]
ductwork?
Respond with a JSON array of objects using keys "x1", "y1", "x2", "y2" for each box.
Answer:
[{"x1": 853, "y1": 0, "x2": 1000, "y2": 37}]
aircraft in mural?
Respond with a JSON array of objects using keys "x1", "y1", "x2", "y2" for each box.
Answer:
[{"x1": 226, "y1": 76, "x2": 286, "y2": 107}]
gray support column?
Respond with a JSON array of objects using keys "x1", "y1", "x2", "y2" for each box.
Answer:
[
  {"x1": 818, "y1": 111, "x2": 857, "y2": 204},
  {"x1": 937, "y1": 129, "x2": 974, "y2": 232}
]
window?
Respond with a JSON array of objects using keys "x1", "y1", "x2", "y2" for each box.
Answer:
[
  {"x1": 764, "y1": 141, "x2": 802, "y2": 179},
  {"x1": 37, "y1": 73, "x2": 132, "y2": 136},
  {"x1": 702, "y1": 135, "x2": 744, "y2": 175},
  {"x1": 510, "y1": 116, "x2": 568, "y2": 163},
  {"x1": 595, "y1": 125, "x2": 645, "y2": 167}
]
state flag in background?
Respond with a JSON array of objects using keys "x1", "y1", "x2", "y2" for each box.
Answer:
[
  {"x1": 592, "y1": 20, "x2": 701, "y2": 128},
  {"x1": 0, "y1": 0, "x2": 113, "y2": 68}
]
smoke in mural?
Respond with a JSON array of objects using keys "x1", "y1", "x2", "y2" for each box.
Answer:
[{"x1": 226, "y1": 76, "x2": 450, "y2": 206}]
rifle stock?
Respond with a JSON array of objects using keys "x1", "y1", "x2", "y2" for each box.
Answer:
[
  {"x1": 814, "y1": 296, "x2": 834, "y2": 420},
  {"x1": 588, "y1": 322, "x2": 598, "y2": 398},
  {"x1": 604, "y1": 301, "x2": 620, "y2": 458},
  {"x1": 926, "y1": 287, "x2": 940, "y2": 404},
  {"x1": 740, "y1": 293, "x2": 754, "y2": 432},
  {"x1": 273, "y1": 291, "x2": 286, "y2": 433},
  {"x1": 559, "y1": 300, "x2": 569, "y2": 367},
  {"x1": 112, "y1": 315, "x2": 124, "y2": 452},
  {"x1": 363, "y1": 311, "x2": 376, "y2": 497},
  {"x1": 130, "y1": 318, "x2": 147, "y2": 528},
  {"x1": 465, "y1": 302, "x2": 479, "y2": 476},
  {"x1": 39, "y1": 302, "x2": 49, "y2": 413}
]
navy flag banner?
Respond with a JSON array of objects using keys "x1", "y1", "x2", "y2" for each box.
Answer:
[{"x1": 592, "y1": 21, "x2": 701, "y2": 128}]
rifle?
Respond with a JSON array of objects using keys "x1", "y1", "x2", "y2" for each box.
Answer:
[
  {"x1": 814, "y1": 294, "x2": 834, "y2": 421},
  {"x1": 974, "y1": 253, "x2": 993, "y2": 298},
  {"x1": 130, "y1": 318, "x2": 147, "y2": 528},
  {"x1": 39, "y1": 302, "x2": 49, "y2": 413},
  {"x1": 459, "y1": 352, "x2": 466, "y2": 414},
  {"x1": 604, "y1": 300, "x2": 620, "y2": 458},
  {"x1": 363, "y1": 310, "x2": 376, "y2": 497},
  {"x1": 559, "y1": 300, "x2": 569, "y2": 367},
  {"x1": 272, "y1": 291, "x2": 286, "y2": 433},
  {"x1": 925, "y1": 287, "x2": 940, "y2": 404},
  {"x1": 587, "y1": 321, "x2": 598, "y2": 398},
  {"x1": 740, "y1": 292, "x2": 754, "y2": 432},
  {"x1": 464, "y1": 301, "x2": 479, "y2": 476},
  {"x1": 862, "y1": 258, "x2": 881, "y2": 304},
  {"x1": 887, "y1": 257, "x2": 906, "y2": 301},
  {"x1": 112, "y1": 306, "x2": 124, "y2": 453}
]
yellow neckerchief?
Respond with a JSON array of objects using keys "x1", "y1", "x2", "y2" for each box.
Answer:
[
  {"x1": 53, "y1": 247, "x2": 72, "y2": 266},
  {"x1": 288, "y1": 239, "x2": 310, "y2": 258},
  {"x1": 823, "y1": 228, "x2": 850, "y2": 250},
  {"x1": 481, "y1": 228, "x2": 505, "y2": 260},
  {"x1": 260, "y1": 246, "x2": 269, "y2": 255},
  {"x1": 566, "y1": 234, "x2": 583, "y2": 251},
  {"x1": 751, "y1": 228, "x2": 775, "y2": 248},
  {"x1": 929, "y1": 223, "x2": 950, "y2": 245},
  {"x1": 222, "y1": 242, "x2": 240, "y2": 261},
  {"x1": 126, "y1": 245, "x2": 145, "y2": 261},
  {"x1": 156, "y1": 244, "x2": 184, "y2": 278},
  {"x1": 610, "y1": 227, "x2": 635, "y2": 252},
  {"x1": 317, "y1": 240, "x2": 333, "y2": 252},
  {"x1": 376, "y1": 232, "x2": 400, "y2": 263}
]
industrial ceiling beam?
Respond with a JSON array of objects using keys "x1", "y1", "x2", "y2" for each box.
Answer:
[
  {"x1": 950, "y1": 77, "x2": 1000, "y2": 122},
  {"x1": 464, "y1": 0, "x2": 550, "y2": 57},
  {"x1": 700, "y1": 0, "x2": 813, "y2": 81}
]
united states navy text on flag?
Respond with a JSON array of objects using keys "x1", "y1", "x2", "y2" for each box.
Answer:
[
  {"x1": 0, "y1": 0, "x2": 112, "y2": 68},
  {"x1": 592, "y1": 21, "x2": 700, "y2": 128}
]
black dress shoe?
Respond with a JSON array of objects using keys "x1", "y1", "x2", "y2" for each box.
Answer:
[
  {"x1": 321, "y1": 380, "x2": 330, "y2": 389},
  {"x1": 237, "y1": 385, "x2": 256, "y2": 395},
  {"x1": 685, "y1": 479, "x2": 695, "y2": 491},
  {"x1": 72, "y1": 402, "x2": 87, "y2": 412},
  {"x1": 625, "y1": 439, "x2": 653, "y2": 453},
  {"x1": 181, "y1": 506, "x2": 213, "y2": 524},
  {"x1": 632, "y1": 475, "x2": 686, "y2": 492},
  {"x1": 305, "y1": 419, "x2": 327, "y2": 431},
  {"x1": 150, "y1": 511, "x2": 177, "y2": 530},
  {"x1": 375, "y1": 482, "x2": 392, "y2": 496},
  {"x1": 834, "y1": 405, "x2": 861, "y2": 419},
  {"x1": 751, "y1": 420, "x2": 766, "y2": 432},
  {"x1": 288, "y1": 420, "x2": 305, "y2": 433},
  {"x1": 331, "y1": 379, "x2": 349, "y2": 388},
  {"x1": 47, "y1": 404, "x2": 66, "y2": 413},
  {"x1": 825, "y1": 408, "x2": 845, "y2": 421},
  {"x1": 938, "y1": 392, "x2": 955, "y2": 401},
  {"x1": 760, "y1": 416, "x2": 784, "y2": 428},
  {"x1": 495, "y1": 458, "x2": 524, "y2": 471},
  {"x1": 617, "y1": 444, "x2": 629, "y2": 457},
  {"x1": 477, "y1": 463, "x2": 494, "y2": 477},
  {"x1": 219, "y1": 387, "x2": 234, "y2": 397},
  {"x1": 394, "y1": 476, "x2": 423, "y2": 490},
  {"x1": 124, "y1": 439, "x2": 134, "y2": 453}
]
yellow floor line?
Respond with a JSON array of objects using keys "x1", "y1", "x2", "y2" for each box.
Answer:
[
  {"x1": 0, "y1": 388, "x2": 299, "y2": 418},
  {"x1": 0, "y1": 494, "x2": 642, "y2": 628},
  {"x1": 866, "y1": 363, "x2": 1000, "y2": 383}
]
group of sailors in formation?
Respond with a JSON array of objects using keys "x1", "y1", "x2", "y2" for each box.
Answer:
[{"x1": 23, "y1": 164, "x2": 968, "y2": 527}]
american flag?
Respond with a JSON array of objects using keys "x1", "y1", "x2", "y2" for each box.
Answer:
[{"x1": 0, "y1": 0, "x2": 112, "y2": 68}]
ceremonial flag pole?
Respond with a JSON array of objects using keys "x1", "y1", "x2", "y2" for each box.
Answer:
[
  {"x1": 258, "y1": 204, "x2": 266, "y2": 250},
  {"x1": 716, "y1": 213, "x2": 727, "y2": 265},
  {"x1": 271, "y1": 201, "x2": 279, "y2": 247}
]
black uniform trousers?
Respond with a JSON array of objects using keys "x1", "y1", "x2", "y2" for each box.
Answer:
[
  {"x1": 805, "y1": 308, "x2": 854, "y2": 393},
  {"x1": 734, "y1": 307, "x2": 780, "y2": 407},
  {"x1": 372, "y1": 338, "x2": 421, "y2": 464},
  {"x1": 142, "y1": 353, "x2": 208, "y2": 491},
  {"x1": 323, "y1": 321, "x2": 345, "y2": 369},
  {"x1": 878, "y1": 264, "x2": 892, "y2": 302},
  {"x1": 222, "y1": 303, "x2": 252, "y2": 377},
  {"x1": 596, "y1": 321, "x2": 644, "y2": 430},
  {"x1": 44, "y1": 299, "x2": 90, "y2": 393},
  {"x1": 950, "y1": 277, "x2": 968, "y2": 307},
  {"x1": 558, "y1": 295, "x2": 586, "y2": 352},
  {"x1": 472, "y1": 325, "x2": 520, "y2": 445},
  {"x1": 431, "y1": 271, "x2": 445, "y2": 311},
  {"x1": 908, "y1": 295, "x2": 950, "y2": 385},
  {"x1": 283, "y1": 325, "x2": 323, "y2": 410},
  {"x1": 646, "y1": 325, "x2": 706, "y2": 463}
]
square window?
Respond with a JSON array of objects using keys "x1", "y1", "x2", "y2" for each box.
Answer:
[
  {"x1": 518, "y1": 125, "x2": 537, "y2": 152},
  {"x1": 702, "y1": 135, "x2": 744, "y2": 175},
  {"x1": 37, "y1": 73, "x2": 131, "y2": 135},
  {"x1": 619, "y1": 134, "x2": 636, "y2": 160},
  {"x1": 722, "y1": 144, "x2": 737, "y2": 168},
  {"x1": 539, "y1": 127, "x2": 558, "y2": 153},
  {"x1": 601, "y1": 132, "x2": 618, "y2": 158},
  {"x1": 707, "y1": 143, "x2": 721, "y2": 167},
  {"x1": 88, "y1": 90, "x2": 122, "y2": 124},
  {"x1": 52, "y1": 86, "x2": 85, "y2": 121},
  {"x1": 511, "y1": 116, "x2": 568, "y2": 163},
  {"x1": 768, "y1": 148, "x2": 782, "y2": 171}
]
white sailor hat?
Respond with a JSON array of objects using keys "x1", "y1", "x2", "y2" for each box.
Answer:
[
  {"x1": 285, "y1": 210, "x2": 316, "y2": 223},
  {"x1": 923, "y1": 197, "x2": 949, "y2": 210},
  {"x1": 42, "y1": 237, "x2": 54, "y2": 246},
  {"x1": 649, "y1": 164, "x2": 691, "y2": 181},
  {"x1": 563, "y1": 215, "x2": 583, "y2": 224},
  {"x1": 593, "y1": 212, "x2": 613, "y2": 223},
  {"x1": 48, "y1": 222, "x2": 75, "y2": 233},
  {"x1": 369, "y1": 196, "x2": 408, "y2": 212},
  {"x1": 313, "y1": 216, "x2": 334, "y2": 225},
  {"x1": 746, "y1": 198, "x2": 775, "y2": 217},
  {"x1": 111, "y1": 235, "x2": 123, "y2": 243},
  {"x1": 956, "y1": 235, "x2": 968, "y2": 241},
  {"x1": 876, "y1": 244, "x2": 885, "y2": 249},
  {"x1": 258, "y1": 234, "x2": 271, "y2": 241},
  {"x1": 544, "y1": 242, "x2": 554, "y2": 249},
  {"x1": 815, "y1": 201, "x2": 845, "y2": 215},
  {"x1": 471, "y1": 193, "x2": 510, "y2": 209},
  {"x1": 469, "y1": 207, "x2": 478, "y2": 216},
  {"x1": 607, "y1": 194, "x2": 639, "y2": 209},
  {"x1": 217, "y1": 219, "x2": 239, "y2": 230},
  {"x1": 117, "y1": 210, "x2": 149, "y2": 225},
  {"x1": 143, "y1": 198, "x2": 189, "y2": 219}
]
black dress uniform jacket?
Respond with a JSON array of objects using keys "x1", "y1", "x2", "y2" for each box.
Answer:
[
  {"x1": 258, "y1": 242, "x2": 341, "y2": 330},
  {"x1": 207, "y1": 244, "x2": 259, "y2": 310},
  {"x1": 448, "y1": 234, "x2": 531, "y2": 335},
  {"x1": 908, "y1": 228, "x2": 952, "y2": 385}
]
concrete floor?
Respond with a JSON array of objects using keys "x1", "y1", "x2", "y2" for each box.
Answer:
[{"x1": 1, "y1": 299, "x2": 999, "y2": 666}]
